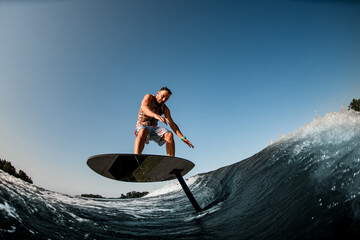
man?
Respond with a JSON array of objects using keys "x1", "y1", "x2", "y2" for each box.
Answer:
[{"x1": 134, "y1": 87, "x2": 194, "y2": 157}]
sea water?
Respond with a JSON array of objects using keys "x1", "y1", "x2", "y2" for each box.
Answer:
[{"x1": 1, "y1": 110, "x2": 360, "y2": 239}]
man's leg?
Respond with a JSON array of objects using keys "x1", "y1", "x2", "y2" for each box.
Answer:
[
  {"x1": 134, "y1": 128, "x2": 148, "y2": 154},
  {"x1": 163, "y1": 132, "x2": 175, "y2": 157}
]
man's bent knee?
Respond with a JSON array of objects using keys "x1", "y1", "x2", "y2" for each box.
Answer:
[{"x1": 163, "y1": 132, "x2": 174, "y2": 142}]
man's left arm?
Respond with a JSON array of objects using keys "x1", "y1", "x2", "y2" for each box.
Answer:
[{"x1": 164, "y1": 106, "x2": 194, "y2": 149}]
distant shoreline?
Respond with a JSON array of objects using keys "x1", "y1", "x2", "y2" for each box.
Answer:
[
  {"x1": 0, "y1": 159, "x2": 33, "y2": 184},
  {"x1": 0, "y1": 160, "x2": 148, "y2": 199},
  {"x1": 79, "y1": 191, "x2": 149, "y2": 199}
]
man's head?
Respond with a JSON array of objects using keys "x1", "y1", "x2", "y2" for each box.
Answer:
[{"x1": 156, "y1": 87, "x2": 172, "y2": 104}]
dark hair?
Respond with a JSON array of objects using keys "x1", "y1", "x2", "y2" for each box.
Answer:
[{"x1": 160, "y1": 87, "x2": 172, "y2": 95}]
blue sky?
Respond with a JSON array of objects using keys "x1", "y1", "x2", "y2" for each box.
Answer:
[{"x1": 0, "y1": 0, "x2": 359, "y2": 197}]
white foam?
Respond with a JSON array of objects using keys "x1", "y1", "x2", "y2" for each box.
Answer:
[
  {"x1": 269, "y1": 110, "x2": 360, "y2": 201},
  {"x1": 146, "y1": 175, "x2": 201, "y2": 197},
  {"x1": 0, "y1": 201, "x2": 22, "y2": 223},
  {"x1": 68, "y1": 212, "x2": 91, "y2": 223},
  {"x1": 271, "y1": 110, "x2": 360, "y2": 146},
  {"x1": 0, "y1": 225, "x2": 16, "y2": 233}
]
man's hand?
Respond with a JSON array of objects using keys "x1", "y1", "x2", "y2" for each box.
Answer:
[
  {"x1": 155, "y1": 115, "x2": 168, "y2": 125},
  {"x1": 182, "y1": 138, "x2": 194, "y2": 148}
]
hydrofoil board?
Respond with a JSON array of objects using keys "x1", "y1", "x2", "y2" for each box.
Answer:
[{"x1": 87, "y1": 154, "x2": 195, "y2": 182}]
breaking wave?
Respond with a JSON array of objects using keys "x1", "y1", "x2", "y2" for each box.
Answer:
[{"x1": 1, "y1": 110, "x2": 360, "y2": 239}]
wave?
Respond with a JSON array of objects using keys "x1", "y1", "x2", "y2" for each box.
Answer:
[{"x1": 1, "y1": 110, "x2": 360, "y2": 239}]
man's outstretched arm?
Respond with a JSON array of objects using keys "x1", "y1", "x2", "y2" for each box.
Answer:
[{"x1": 164, "y1": 106, "x2": 194, "y2": 149}]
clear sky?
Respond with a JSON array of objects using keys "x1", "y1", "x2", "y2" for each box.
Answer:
[{"x1": 0, "y1": 0, "x2": 359, "y2": 197}]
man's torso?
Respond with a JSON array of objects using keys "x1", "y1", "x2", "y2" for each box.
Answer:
[{"x1": 136, "y1": 95, "x2": 165, "y2": 127}]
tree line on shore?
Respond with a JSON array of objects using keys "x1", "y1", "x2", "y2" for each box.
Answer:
[
  {"x1": 0, "y1": 159, "x2": 33, "y2": 184},
  {"x1": 80, "y1": 191, "x2": 149, "y2": 199},
  {"x1": 349, "y1": 98, "x2": 360, "y2": 112}
]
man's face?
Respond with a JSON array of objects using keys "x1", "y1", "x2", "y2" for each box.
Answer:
[{"x1": 156, "y1": 90, "x2": 171, "y2": 104}]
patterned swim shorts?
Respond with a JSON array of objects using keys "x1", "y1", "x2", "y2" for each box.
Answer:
[{"x1": 135, "y1": 125, "x2": 170, "y2": 146}]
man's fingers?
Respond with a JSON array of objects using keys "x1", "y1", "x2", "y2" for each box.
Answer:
[
  {"x1": 163, "y1": 118, "x2": 168, "y2": 125},
  {"x1": 185, "y1": 140, "x2": 194, "y2": 148},
  {"x1": 158, "y1": 116, "x2": 167, "y2": 125}
]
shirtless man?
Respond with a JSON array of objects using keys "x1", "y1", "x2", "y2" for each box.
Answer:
[{"x1": 134, "y1": 87, "x2": 194, "y2": 157}]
